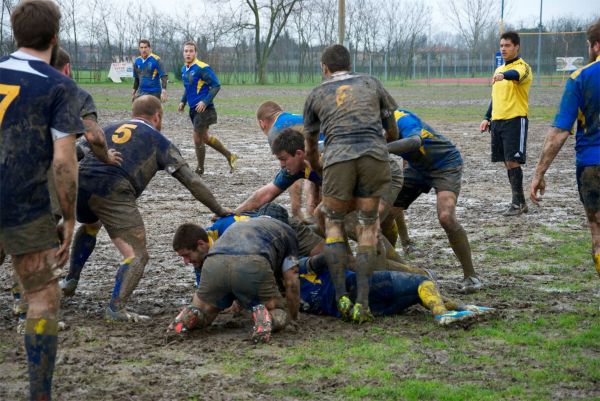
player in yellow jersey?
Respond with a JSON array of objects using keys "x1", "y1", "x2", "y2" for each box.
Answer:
[{"x1": 480, "y1": 31, "x2": 532, "y2": 216}]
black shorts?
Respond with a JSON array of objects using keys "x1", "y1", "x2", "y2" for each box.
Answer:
[
  {"x1": 491, "y1": 117, "x2": 528, "y2": 164},
  {"x1": 576, "y1": 165, "x2": 600, "y2": 213},
  {"x1": 189, "y1": 106, "x2": 217, "y2": 131},
  {"x1": 393, "y1": 166, "x2": 462, "y2": 209}
]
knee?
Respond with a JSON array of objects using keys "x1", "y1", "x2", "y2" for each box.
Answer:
[{"x1": 438, "y1": 211, "x2": 459, "y2": 232}]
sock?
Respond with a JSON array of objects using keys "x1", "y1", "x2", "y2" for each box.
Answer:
[
  {"x1": 324, "y1": 240, "x2": 349, "y2": 300},
  {"x1": 507, "y1": 167, "x2": 525, "y2": 206},
  {"x1": 417, "y1": 281, "x2": 447, "y2": 316},
  {"x1": 594, "y1": 253, "x2": 600, "y2": 277},
  {"x1": 355, "y1": 245, "x2": 377, "y2": 307},
  {"x1": 194, "y1": 143, "x2": 206, "y2": 173},
  {"x1": 66, "y1": 225, "x2": 99, "y2": 281},
  {"x1": 206, "y1": 135, "x2": 232, "y2": 160},
  {"x1": 446, "y1": 227, "x2": 476, "y2": 278},
  {"x1": 395, "y1": 211, "x2": 413, "y2": 246},
  {"x1": 24, "y1": 318, "x2": 59, "y2": 401},
  {"x1": 381, "y1": 219, "x2": 399, "y2": 247},
  {"x1": 109, "y1": 258, "x2": 132, "y2": 311}
]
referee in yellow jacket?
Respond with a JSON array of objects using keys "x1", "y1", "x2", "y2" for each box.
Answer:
[{"x1": 480, "y1": 31, "x2": 532, "y2": 216}]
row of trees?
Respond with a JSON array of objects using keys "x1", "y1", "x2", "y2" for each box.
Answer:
[{"x1": 0, "y1": 0, "x2": 596, "y2": 83}]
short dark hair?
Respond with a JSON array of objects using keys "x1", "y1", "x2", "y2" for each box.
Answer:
[
  {"x1": 52, "y1": 47, "x2": 70, "y2": 70},
  {"x1": 132, "y1": 95, "x2": 163, "y2": 118},
  {"x1": 256, "y1": 101, "x2": 283, "y2": 122},
  {"x1": 272, "y1": 128, "x2": 305, "y2": 155},
  {"x1": 173, "y1": 223, "x2": 208, "y2": 251},
  {"x1": 183, "y1": 41, "x2": 197, "y2": 51},
  {"x1": 321, "y1": 44, "x2": 351, "y2": 73},
  {"x1": 500, "y1": 31, "x2": 520, "y2": 46},
  {"x1": 587, "y1": 18, "x2": 600, "y2": 46},
  {"x1": 11, "y1": 0, "x2": 61, "y2": 50},
  {"x1": 139, "y1": 39, "x2": 151, "y2": 47}
]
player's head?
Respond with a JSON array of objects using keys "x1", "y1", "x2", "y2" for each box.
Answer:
[
  {"x1": 321, "y1": 44, "x2": 351, "y2": 75},
  {"x1": 11, "y1": 0, "x2": 61, "y2": 51},
  {"x1": 138, "y1": 39, "x2": 151, "y2": 58},
  {"x1": 587, "y1": 18, "x2": 600, "y2": 62},
  {"x1": 256, "y1": 203, "x2": 289, "y2": 226},
  {"x1": 183, "y1": 41, "x2": 197, "y2": 64},
  {"x1": 499, "y1": 31, "x2": 520, "y2": 61},
  {"x1": 132, "y1": 95, "x2": 163, "y2": 131},
  {"x1": 256, "y1": 101, "x2": 283, "y2": 134},
  {"x1": 272, "y1": 128, "x2": 306, "y2": 175},
  {"x1": 52, "y1": 47, "x2": 72, "y2": 77},
  {"x1": 173, "y1": 223, "x2": 211, "y2": 269}
]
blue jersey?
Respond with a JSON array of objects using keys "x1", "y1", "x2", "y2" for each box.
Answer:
[
  {"x1": 79, "y1": 119, "x2": 185, "y2": 198},
  {"x1": 0, "y1": 51, "x2": 84, "y2": 228},
  {"x1": 273, "y1": 166, "x2": 322, "y2": 191},
  {"x1": 205, "y1": 214, "x2": 254, "y2": 242},
  {"x1": 395, "y1": 109, "x2": 462, "y2": 171},
  {"x1": 553, "y1": 55, "x2": 600, "y2": 167},
  {"x1": 133, "y1": 53, "x2": 166, "y2": 94},
  {"x1": 181, "y1": 59, "x2": 220, "y2": 108},
  {"x1": 268, "y1": 112, "x2": 325, "y2": 152},
  {"x1": 208, "y1": 216, "x2": 299, "y2": 273},
  {"x1": 298, "y1": 258, "x2": 427, "y2": 317}
]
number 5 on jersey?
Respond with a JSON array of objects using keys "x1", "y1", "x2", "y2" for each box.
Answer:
[{"x1": 112, "y1": 123, "x2": 137, "y2": 144}]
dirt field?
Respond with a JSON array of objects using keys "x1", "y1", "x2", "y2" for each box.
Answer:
[{"x1": 1, "y1": 84, "x2": 598, "y2": 401}]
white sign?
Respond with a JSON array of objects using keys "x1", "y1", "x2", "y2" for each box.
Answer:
[
  {"x1": 108, "y1": 62, "x2": 133, "y2": 83},
  {"x1": 556, "y1": 57, "x2": 584, "y2": 72}
]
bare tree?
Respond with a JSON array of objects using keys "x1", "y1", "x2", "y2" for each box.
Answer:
[
  {"x1": 0, "y1": 0, "x2": 16, "y2": 53},
  {"x1": 447, "y1": 0, "x2": 497, "y2": 74},
  {"x1": 243, "y1": 0, "x2": 302, "y2": 84}
]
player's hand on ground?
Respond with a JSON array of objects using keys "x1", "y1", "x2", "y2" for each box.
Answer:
[
  {"x1": 177, "y1": 102, "x2": 185, "y2": 113},
  {"x1": 195, "y1": 101, "x2": 207, "y2": 113},
  {"x1": 530, "y1": 175, "x2": 546, "y2": 205},
  {"x1": 107, "y1": 149, "x2": 123, "y2": 166},
  {"x1": 55, "y1": 218, "x2": 75, "y2": 267},
  {"x1": 480, "y1": 120, "x2": 490, "y2": 133}
]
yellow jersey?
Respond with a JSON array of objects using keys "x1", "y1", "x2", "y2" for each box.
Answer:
[{"x1": 491, "y1": 57, "x2": 532, "y2": 120}]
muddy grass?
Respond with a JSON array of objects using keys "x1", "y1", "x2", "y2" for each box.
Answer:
[{"x1": 1, "y1": 84, "x2": 598, "y2": 400}]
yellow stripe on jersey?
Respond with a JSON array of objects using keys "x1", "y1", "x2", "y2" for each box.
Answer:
[
  {"x1": 304, "y1": 166, "x2": 311, "y2": 179},
  {"x1": 196, "y1": 79, "x2": 205, "y2": 94},
  {"x1": 300, "y1": 273, "x2": 322, "y2": 285},
  {"x1": 234, "y1": 215, "x2": 251, "y2": 222},
  {"x1": 394, "y1": 110, "x2": 408, "y2": 121},
  {"x1": 491, "y1": 58, "x2": 532, "y2": 120},
  {"x1": 326, "y1": 237, "x2": 345, "y2": 244},
  {"x1": 150, "y1": 52, "x2": 160, "y2": 60},
  {"x1": 193, "y1": 59, "x2": 209, "y2": 69}
]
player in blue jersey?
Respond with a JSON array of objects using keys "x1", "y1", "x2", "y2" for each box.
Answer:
[
  {"x1": 59, "y1": 96, "x2": 231, "y2": 323},
  {"x1": 388, "y1": 110, "x2": 481, "y2": 293},
  {"x1": 256, "y1": 101, "x2": 323, "y2": 223},
  {"x1": 178, "y1": 41, "x2": 237, "y2": 175},
  {"x1": 169, "y1": 218, "x2": 300, "y2": 343},
  {"x1": 132, "y1": 39, "x2": 167, "y2": 102},
  {"x1": 0, "y1": 2, "x2": 85, "y2": 399},
  {"x1": 235, "y1": 128, "x2": 322, "y2": 215},
  {"x1": 297, "y1": 257, "x2": 491, "y2": 325},
  {"x1": 531, "y1": 19, "x2": 600, "y2": 288}
]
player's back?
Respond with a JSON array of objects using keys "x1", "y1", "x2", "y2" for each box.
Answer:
[
  {"x1": 0, "y1": 51, "x2": 83, "y2": 227},
  {"x1": 79, "y1": 119, "x2": 182, "y2": 198}
]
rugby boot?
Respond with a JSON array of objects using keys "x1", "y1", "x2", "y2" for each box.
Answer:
[
  {"x1": 59, "y1": 278, "x2": 79, "y2": 297},
  {"x1": 195, "y1": 166, "x2": 204, "y2": 176},
  {"x1": 503, "y1": 203, "x2": 528, "y2": 216},
  {"x1": 350, "y1": 303, "x2": 374, "y2": 324},
  {"x1": 251, "y1": 304, "x2": 272, "y2": 343},
  {"x1": 460, "y1": 305, "x2": 495, "y2": 315},
  {"x1": 337, "y1": 295, "x2": 354, "y2": 321},
  {"x1": 435, "y1": 310, "x2": 476, "y2": 326},
  {"x1": 104, "y1": 306, "x2": 150, "y2": 323},
  {"x1": 459, "y1": 276, "x2": 483, "y2": 294},
  {"x1": 402, "y1": 240, "x2": 418, "y2": 255},
  {"x1": 228, "y1": 153, "x2": 238, "y2": 173}
]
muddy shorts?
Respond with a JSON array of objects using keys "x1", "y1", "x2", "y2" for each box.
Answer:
[
  {"x1": 189, "y1": 105, "x2": 217, "y2": 131},
  {"x1": 0, "y1": 213, "x2": 59, "y2": 256},
  {"x1": 323, "y1": 156, "x2": 391, "y2": 201},
  {"x1": 77, "y1": 188, "x2": 144, "y2": 237},
  {"x1": 197, "y1": 254, "x2": 285, "y2": 310},
  {"x1": 288, "y1": 217, "x2": 323, "y2": 256},
  {"x1": 576, "y1": 165, "x2": 600, "y2": 213},
  {"x1": 11, "y1": 248, "x2": 62, "y2": 292},
  {"x1": 393, "y1": 165, "x2": 462, "y2": 209},
  {"x1": 490, "y1": 117, "x2": 528, "y2": 164},
  {"x1": 347, "y1": 271, "x2": 427, "y2": 316}
]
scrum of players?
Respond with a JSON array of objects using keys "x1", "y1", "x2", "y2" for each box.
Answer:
[{"x1": 2, "y1": 1, "x2": 599, "y2": 399}]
